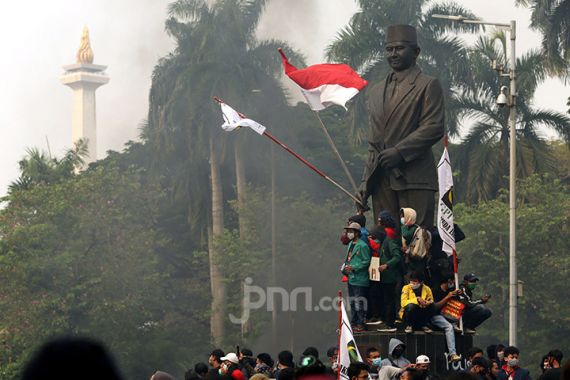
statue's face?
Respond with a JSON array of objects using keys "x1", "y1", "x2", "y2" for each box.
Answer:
[{"x1": 385, "y1": 41, "x2": 420, "y2": 72}]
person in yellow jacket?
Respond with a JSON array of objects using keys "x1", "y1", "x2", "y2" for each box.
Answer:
[{"x1": 400, "y1": 271, "x2": 436, "y2": 334}]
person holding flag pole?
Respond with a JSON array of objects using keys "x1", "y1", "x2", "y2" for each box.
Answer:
[
  {"x1": 336, "y1": 291, "x2": 403, "y2": 380},
  {"x1": 436, "y1": 135, "x2": 465, "y2": 335}
]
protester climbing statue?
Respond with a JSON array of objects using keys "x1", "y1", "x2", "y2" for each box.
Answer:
[{"x1": 357, "y1": 24, "x2": 445, "y2": 228}]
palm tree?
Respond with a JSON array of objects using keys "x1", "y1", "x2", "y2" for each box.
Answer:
[
  {"x1": 8, "y1": 140, "x2": 87, "y2": 194},
  {"x1": 143, "y1": 0, "x2": 298, "y2": 345},
  {"x1": 453, "y1": 32, "x2": 570, "y2": 203},
  {"x1": 326, "y1": 0, "x2": 480, "y2": 143},
  {"x1": 516, "y1": 0, "x2": 570, "y2": 76}
]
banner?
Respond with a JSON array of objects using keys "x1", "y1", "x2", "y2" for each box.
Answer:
[
  {"x1": 437, "y1": 146, "x2": 455, "y2": 257},
  {"x1": 338, "y1": 297, "x2": 363, "y2": 380}
]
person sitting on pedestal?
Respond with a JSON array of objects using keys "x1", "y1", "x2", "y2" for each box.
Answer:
[
  {"x1": 400, "y1": 271, "x2": 435, "y2": 333},
  {"x1": 459, "y1": 273, "x2": 492, "y2": 334},
  {"x1": 430, "y1": 276, "x2": 461, "y2": 362}
]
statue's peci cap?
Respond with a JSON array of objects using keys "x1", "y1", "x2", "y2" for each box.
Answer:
[{"x1": 386, "y1": 24, "x2": 418, "y2": 44}]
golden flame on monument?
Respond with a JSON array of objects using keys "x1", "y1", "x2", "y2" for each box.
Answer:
[{"x1": 76, "y1": 26, "x2": 94, "y2": 64}]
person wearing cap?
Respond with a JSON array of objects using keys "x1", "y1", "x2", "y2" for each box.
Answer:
[
  {"x1": 341, "y1": 214, "x2": 368, "y2": 245},
  {"x1": 342, "y1": 221, "x2": 371, "y2": 332},
  {"x1": 376, "y1": 210, "x2": 402, "y2": 333},
  {"x1": 357, "y1": 24, "x2": 444, "y2": 229},
  {"x1": 459, "y1": 273, "x2": 492, "y2": 334},
  {"x1": 415, "y1": 355, "x2": 431, "y2": 379},
  {"x1": 220, "y1": 353, "x2": 247, "y2": 380}
]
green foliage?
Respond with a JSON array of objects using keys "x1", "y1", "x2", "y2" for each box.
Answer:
[
  {"x1": 452, "y1": 33, "x2": 570, "y2": 204},
  {"x1": 0, "y1": 153, "x2": 209, "y2": 379},
  {"x1": 456, "y1": 174, "x2": 570, "y2": 375},
  {"x1": 516, "y1": 0, "x2": 570, "y2": 77}
]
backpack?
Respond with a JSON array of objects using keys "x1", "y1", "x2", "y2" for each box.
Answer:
[{"x1": 408, "y1": 225, "x2": 432, "y2": 259}]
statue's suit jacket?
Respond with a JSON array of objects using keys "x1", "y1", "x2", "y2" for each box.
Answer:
[{"x1": 361, "y1": 65, "x2": 445, "y2": 195}]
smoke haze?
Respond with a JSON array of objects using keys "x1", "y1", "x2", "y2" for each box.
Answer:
[{"x1": 0, "y1": 0, "x2": 567, "y2": 194}]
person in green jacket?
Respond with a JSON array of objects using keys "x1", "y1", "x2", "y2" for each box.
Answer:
[
  {"x1": 376, "y1": 210, "x2": 403, "y2": 333},
  {"x1": 342, "y1": 222, "x2": 371, "y2": 332}
]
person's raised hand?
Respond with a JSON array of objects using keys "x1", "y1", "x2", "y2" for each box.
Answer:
[
  {"x1": 378, "y1": 264, "x2": 388, "y2": 272},
  {"x1": 378, "y1": 147, "x2": 403, "y2": 169}
]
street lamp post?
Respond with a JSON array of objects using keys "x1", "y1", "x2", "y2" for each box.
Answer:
[{"x1": 432, "y1": 15, "x2": 518, "y2": 346}]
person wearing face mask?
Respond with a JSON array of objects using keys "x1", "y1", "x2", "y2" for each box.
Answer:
[
  {"x1": 375, "y1": 211, "x2": 403, "y2": 333},
  {"x1": 539, "y1": 350, "x2": 564, "y2": 380},
  {"x1": 366, "y1": 347, "x2": 405, "y2": 380},
  {"x1": 497, "y1": 346, "x2": 531, "y2": 380},
  {"x1": 220, "y1": 353, "x2": 247, "y2": 380},
  {"x1": 458, "y1": 273, "x2": 492, "y2": 334},
  {"x1": 400, "y1": 271, "x2": 435, "y2": 333},
  {"x1": 342, "y1": 222, "x2": 372, "y2": 332},
  {"x1": 430, "y1": 276, "x2": 461, "y2": 362},
  {"x1": 400, "y1": 208, "x2": 427, "y2": 278},
  {"x1": 381, "y1": 339, "x2": 411, "y2": 369}
]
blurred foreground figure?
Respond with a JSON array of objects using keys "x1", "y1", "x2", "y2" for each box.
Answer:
[
  {"x1": 21, "y1": 336, "x2": 123, "y2": 380},
  {"x1": 152, "y1": 370, "x2": 176, "y2": 380}
]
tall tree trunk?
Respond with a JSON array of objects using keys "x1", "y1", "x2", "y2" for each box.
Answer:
[
  {"x1": 235, "y1": 137, "x2": 251, "y2": 338},
  {"x1": 235, "y1": 137, "x2": 247, "y2": 239},
  {"x1": 209, "y1": 136, "x2": 225, "y2": 346}
]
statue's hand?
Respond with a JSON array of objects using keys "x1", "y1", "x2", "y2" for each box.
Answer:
[
  {"x1": 378, "y1": 147, "x2": 403, "y2": 169},
  {"x1": 356, "y1": 189, "x2": 370, "y2": 212}
]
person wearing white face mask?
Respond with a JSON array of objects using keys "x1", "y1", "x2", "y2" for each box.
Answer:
[
  {"x1": 399, "y1": 271, "x2": 435, "y2": 333},
  {"x1": 342, "y1": 222, "x2": 372, "y2": 332},
  {"x1": 497, "y1": 346, "x2": 531, "y2": 380}
]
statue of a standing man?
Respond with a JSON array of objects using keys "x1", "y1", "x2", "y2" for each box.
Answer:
[{"x1": 358, "y1": 24, "x2": 444, "y2": 228}]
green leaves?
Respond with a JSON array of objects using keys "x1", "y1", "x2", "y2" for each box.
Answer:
[{"x1": 456, "y1": 175, "x2": 570, "y2": 375}]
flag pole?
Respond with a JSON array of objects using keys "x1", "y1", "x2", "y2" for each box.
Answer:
[
  {"x1": 213, "y1": 97, "x2": 366, "y2": 209},
  {"x1": 336, "y1": 291, "x2": 342, "y2": 380},
  {"x1": 262, "y1": 130, "x2": 365, "y2": 207},
  {"x1": 312, "y1": 111, "x2": 358, "y2": 193}
]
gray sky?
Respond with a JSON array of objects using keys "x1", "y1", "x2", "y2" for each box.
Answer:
[{"x1": 0, "y1": 0, "x2": 567, "y2": 196}]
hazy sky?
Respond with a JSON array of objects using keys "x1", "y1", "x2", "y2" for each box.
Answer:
[{"x1": 0, "y1": 0, "x2": 567, "y2": 196}]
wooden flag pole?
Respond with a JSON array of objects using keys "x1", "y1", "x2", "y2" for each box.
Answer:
[
  {"x1": 312, "y1": 111, "x2": 358, "y2": 193},
  {"x1": 214, "y1": 97, "x2": 366, "y2": 209}
]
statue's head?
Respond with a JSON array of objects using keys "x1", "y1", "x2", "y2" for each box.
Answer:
[{"x1": 385, "y1": 24, "x2": 420, "y2": 72}]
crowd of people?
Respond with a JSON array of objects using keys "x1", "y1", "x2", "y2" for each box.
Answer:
[
  {"x1": 340, "y1": 208, "x2": 492, "y2": 359},
  {"x1": 150, "y1": 344, "x2": 568, "y2": 380},
  {"x1": 19, "y1": 336, "x2": 568, "y2": 380}
]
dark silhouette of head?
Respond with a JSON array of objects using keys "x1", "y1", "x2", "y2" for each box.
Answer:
[{"x1": 21, "y1": 336, "x2": 123, "y2": 380}]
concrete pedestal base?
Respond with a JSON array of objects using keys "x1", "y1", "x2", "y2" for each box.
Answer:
[{"x1": 355, "y1": 331, "x2": 473, "y2": 376}]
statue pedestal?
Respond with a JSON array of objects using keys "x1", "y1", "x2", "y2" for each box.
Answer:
[{"x1": 355, "y1": 331, "x2": 473, "y2": 376}]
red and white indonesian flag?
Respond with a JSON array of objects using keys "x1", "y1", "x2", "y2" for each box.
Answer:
[
  {"x1": 338, "y1": 297, "x2": 363, "y2": 380},
  {"x1": 279, "y1": 48, "x2": 368, "y2": 111},
  {"x1": 437, "y1": 146, "x2": 455, "y2": 257},
  {"x1": 219, "y1": 102, "x2": 266, "y2": 135}
]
